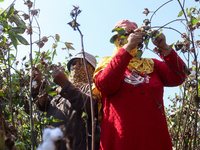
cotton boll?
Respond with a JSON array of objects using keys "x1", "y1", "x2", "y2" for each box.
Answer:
[
  {"x1": 42, "y1": 128, "x2": 52, "y2": 141},
  {"x1": 32, "y1": 81, "x2": 38, "y2": 89},
  {"x1": 36, "y1": 141, "x2": 55, "y2": 150},
  {"x1": 189, "y1": 70, "x2": 196, "y2": 79},
  {"x1": 50, "y1": 127, "x2": 64, "y2": 141},
  {"x1": 36, "y1": 128, "x2": 64, "y2": 150}
]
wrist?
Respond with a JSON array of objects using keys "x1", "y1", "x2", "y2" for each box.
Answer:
[
  {"x1": 160, "y1": 45, "x2": 172, "y2": 56},
  {"x1": 123, "y1": 44, "x2": 134, "y2": 53}
]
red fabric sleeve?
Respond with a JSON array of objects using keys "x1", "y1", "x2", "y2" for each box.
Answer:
[
  {"x1": 154, "y1": 49, "x2": 187, "y2": 86},
  {"x1": 95, "y1": 47, "x2": 133, "y2": 95}
]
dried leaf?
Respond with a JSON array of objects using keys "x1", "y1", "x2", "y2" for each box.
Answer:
[
  {"x1": 30, "y1": 9, "x2": 38, "y2": 16},
  {"x1": 22, "y1": 14, "x2": 29, "y2": 20},
  {"x1": 55, "y1": 34, "x2": 60, "y2": 42},
  {"x1": 65, "y1": 42, "x2": 75, "y2": 50},
  {"x1": 36, "y1": 41, "x2": 44, "y2": 48},
  {"x1": 24, "y1": 1, "x2": 33, "y2": 9},
  {"x1": 42, "y1": 36, "x2": 48, "y2": 42},
  {"x1": 143, "y1": 8, "x2": 150, "y2": 16},
  {"x1": 68, "y1": 20, "x2": 80, "y2": 30}
]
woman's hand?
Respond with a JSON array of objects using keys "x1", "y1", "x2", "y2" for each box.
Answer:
[
  {"x1": 151, "y1": 30, "x2": 172, "y2": 56},
  {"x1": 123, "y1": 28, "x2": 145, "y2": 54},
  {"x1": 52, "y1": 67, "x2": 68, "y2": 88}
]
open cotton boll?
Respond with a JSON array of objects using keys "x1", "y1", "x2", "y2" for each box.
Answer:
[
  {"x1": 189, "y1": 70, "x2": 196, "y2": 79},
  {"x1": 50, "y1": 127, "x2": 64, "y2": 141},
  {"x1": 42, "y1": 128, "x2": 52, "y2": 141},
  {"x1": 32, "y1": 81, "x2": 38, "y2": 89},
  {"x1": 36, "y1": 127, "x2": 64, "y2": 150}
]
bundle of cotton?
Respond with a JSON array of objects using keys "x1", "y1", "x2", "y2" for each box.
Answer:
[{"x1": 36, "y1": 127, "x2": 64, "y2": 150}]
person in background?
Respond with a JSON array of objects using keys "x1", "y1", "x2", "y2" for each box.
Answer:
[
  {"x1": 31, "y1": 51, "x2": 100, "y2": 150},
  {"x1": 93, "y1": 20, "x2": 187, "y2": 150}
]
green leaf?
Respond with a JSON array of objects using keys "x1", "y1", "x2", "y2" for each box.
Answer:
[
  {"x1": 144, "y1": 39, "x2": 149, "y2": 48},
  {"x1": 152, "y1": 29, "x2": 162, "y2": 42},
  {"x1": 178, "y1": 11, "x2": 183, "y2": 17},
  {"x1": 65, "y1": 42, "x2": 75, "y2": 50},
  {"x1": 191, "y1": 17, "x2": 199, "y2": 25},
  {"x1": 6, "y1": 4, "x2": 15, "y2": 18},
  {"x1": 52, "y1": 118, "x2": 63, "y2": 123},
  {"x1": 48, "y1": 91, "x2": 57, "y2": 96},
  {"x1": 187, "y1": 21, "x2": 192, "y2": 26},
  {"x1": 0, "y1": 0, "x2": 4, "y2": 2},
  {"x1": 10, "y1": 15, "x2": 26, "y2": 29},
  {"x1": 8, "y1": 31, "x2": 18, "y2": 50},
  {"x1": 189, "y1": 7, "x2": 193, "y2": 12},
  {"x1": 81, "y1": 112, "x2": 88, "y2": 122},
  {"x1": 135, "y1": 50, "x2": 143, "y2": 58},
  {"x1": 52, "y1": 49, "x2": 57, "y2": 61},
  {"x1": 0, "y1": 41, "x2": 5, "y2": 48},
  {"x1": 170, "y1": 42, "x2": 175, "y2": 49},
  {"x1": 187, "y1": 12, "x2": 191, "y2": 18},
  {"x1": 3, "y1": 23, "x2": 11, "y2": 30},
  {"x1": 112, "y1": 27, "x2": 126, "y2": 36},
  {"x1": 15, "y1": 34, "x2": 29, "y2": 45},
  {"x1": 0, "y1": 90, "x2": 3, "y2": 96},
  {"x1": 2, "y1": 36, "x2": 6, "y2": 42},
  {"x1": 15, "y1": 141, "x2": 26, "y2": 149},
  {"x1": 119, "y1": 35, "x2": 128, "y2": 45},
  {"x1": 45, "y1": 85, "x2": 51, "y2": 93}
]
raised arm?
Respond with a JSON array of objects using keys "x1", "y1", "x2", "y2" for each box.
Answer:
[
  {"x1": 151, "y1": 30, "x2": 187, "y2": 86},
  {"x1": 95, "y1": 31, "x2": 145, "y2": 95},
  {"x1": 94, "y1": 48, "x2": 132, "y2": 95},
  {"x1": 154, "y1": 49, "x2": 186, "y2": 86},
  {"x1": 52, "y1": 67, "x2": 98, "y2": 116}
]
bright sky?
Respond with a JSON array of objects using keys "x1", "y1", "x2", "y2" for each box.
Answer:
[{"x1": 1, "y1": 0, "x2": 199, "y2": 107}]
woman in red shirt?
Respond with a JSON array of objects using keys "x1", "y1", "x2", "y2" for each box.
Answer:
[{"x1": 93, "y1": 20, "x2": 186, "y2": 150}]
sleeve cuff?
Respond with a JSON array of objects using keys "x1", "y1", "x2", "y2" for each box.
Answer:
[
  {"x1": 159, "y1": 48, "x2": 175, "y2": 61},
  {"x1": 59, "y1": 80, "x2": 71, "y2": 96},
  {"x1": 118, "y1": 47, "x2": 133, "y2": 60}
]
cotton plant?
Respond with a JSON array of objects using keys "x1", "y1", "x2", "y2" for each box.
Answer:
[{"x1": 36, "y1": 127, "x2": 64, "y2": 150}]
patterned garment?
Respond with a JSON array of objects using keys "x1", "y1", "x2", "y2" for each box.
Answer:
[
  {"x1": 69, "y1": 59, "x2": 94, "y2": 88},
  {"x1": 93, "y1": 36, "x2": 154, "y2": 81}
]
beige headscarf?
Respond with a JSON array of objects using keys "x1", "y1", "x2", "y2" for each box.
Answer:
[{"x1": 69, "y1": 61, "x2": 94, "y2": 88}]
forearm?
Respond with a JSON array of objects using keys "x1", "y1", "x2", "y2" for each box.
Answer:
[
  {"x1": 60, "y1": 80, "x2": 98, "y2": 115},
  {"x1": 95, "y1": 47, "x2": 132, "y2": 95},
  {"x1": 156, "y1": 49, "x2": 187, "y2": 86}
]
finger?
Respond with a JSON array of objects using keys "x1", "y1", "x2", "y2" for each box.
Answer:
[
  {"x1": 134, "y1": 28, "x2": 142, "y2": 32},
  {"x1": 151, "y1": 30, "x2": 159, "y2": 36}
]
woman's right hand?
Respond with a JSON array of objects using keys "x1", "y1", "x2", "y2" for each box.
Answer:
[{"x1": 123, "y1": 29, "x2": 145, "y2": 54}]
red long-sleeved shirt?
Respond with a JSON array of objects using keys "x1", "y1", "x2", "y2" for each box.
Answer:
[{"x1": 95, "y1": 47, "x2": 186, "y2": 150}]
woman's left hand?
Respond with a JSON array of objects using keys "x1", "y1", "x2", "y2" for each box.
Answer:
[{"x1": 151, "y1": 30, "x2": 172, "y2": 56}]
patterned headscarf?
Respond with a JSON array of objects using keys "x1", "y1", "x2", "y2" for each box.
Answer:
[
  {"x1": 69, "y1": 60, "x2": 95, "y2": 88},
  {"x1": 93, "y1": 36, "x2": 154, "y2": 80}
]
